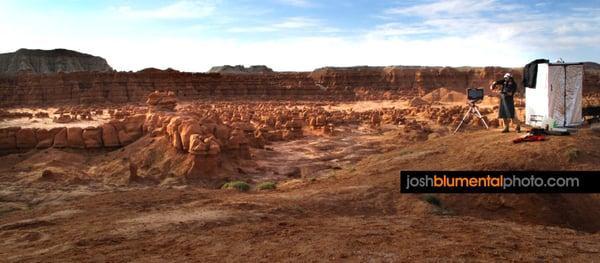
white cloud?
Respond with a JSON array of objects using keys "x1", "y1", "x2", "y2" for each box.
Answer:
[
  {"x1": 1, "y1": 0, "x2": 598, "y2": 72},
  {"x1": 227, "y1": 26, "x2": 278, "y2": 33},
  {"x1": 368, "y1": 23, "x2": 434, "y2": 37},
  {"x1": 226, "y1": 17, "x2": 334, "y2": 33},
  {"x1": 380, "y1": 0, "x2": 600, "y2": 59},
  {"x1": 277, "y1": 0, "x2": 314, "y2": 8},
  {"x1": 273, "y1": 17, "x2": 320, "y2": 29},
  {"x1": 115, "y1": 0, "x2": 217, "y2": 19},
  {"x1": 385, "y1": 0, "x2": 497, "y2": 17},
  {"x1": 385, "y1": 0, "x2": 523, "y2": 19}
]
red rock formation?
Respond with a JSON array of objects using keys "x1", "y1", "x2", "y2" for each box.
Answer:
[
  {"x1": 101, "y1": 123, "x2": 120, "y2": 147},
  {"x1": 146, "y1": 91, "x2": 177, "y2": 111},
  {"x1": 35, "y1": 128, "x2": 56, "y2": 149},
  {"x1": 66, "y1": 127, "x2": 85, "y2": 149},
  {"x1": 0, "y1": 127, "x2": 19, "y2": 150},
  {"x1": 53, "y1": 128, "x2": 68, "y2": 148},
  {"x1": 0, "y1": 114, "x2": 146, "y2": 153},
  {"x1": 0, "y1": 66, "x2": 534, "y2": 106},
  {"x1": 16, "y1": 128, "x2": 37, "y2": 149},
  {"x1": 82, "y1": 127, "x2": 103, "y2": 148}
]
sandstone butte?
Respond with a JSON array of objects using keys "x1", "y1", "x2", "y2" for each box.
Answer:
[
  {"x1": 1, "y1": 65, "x2": 598, "y2": 107},
  {"x1": 0, "y1": 48, "x2": 112, "y2": 75}
]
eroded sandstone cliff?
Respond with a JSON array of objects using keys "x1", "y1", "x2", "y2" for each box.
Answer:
[
  {"x1": 0, "y1": 66, "x2": 524, "y2": 106},
  {"x1": 0, "y1": 62, "x2": 598, "y2": 107}
]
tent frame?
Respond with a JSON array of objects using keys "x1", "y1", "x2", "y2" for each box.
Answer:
[
  {"x1": 548, "y1": 63, "x2": 583, "y2": 127},
  {"x1": 525, "y1": 62, "x2": 584, "y2": 128}
]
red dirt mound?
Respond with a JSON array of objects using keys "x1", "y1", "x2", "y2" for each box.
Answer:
[{"x1": 422, "y1": 87, "x2": 467, "y2": 103}]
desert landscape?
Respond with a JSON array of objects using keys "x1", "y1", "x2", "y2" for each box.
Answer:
[{"x1": 0, "y1": 48, "x2": 600, "y2": 262}]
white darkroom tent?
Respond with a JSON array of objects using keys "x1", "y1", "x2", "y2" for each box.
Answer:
[{"x1": 525, "y1": 62, "x2": 584, "y2": 127}]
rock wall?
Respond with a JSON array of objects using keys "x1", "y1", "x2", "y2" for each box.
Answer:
[
  {"x1": 0, "y1": 66, "x2": 528, "y2": 106},
  {"x1": 0, "y1": 49, "x2": 113, "y2": 75},
  {"x1": 0, "y1": 115, "x2": 145, "y2": 152},
  {"x1": 584, "y1": 68, "x2": 600, "y2": 97},
  {"x1": 1, "y1": 65, "x2": 598, "y2": 107},
  {"x1": 310, "y1": 66, "x2": 522, "y2": 97},
  {"x1": 0, "y1": 71, "x2": 331, "y2": 106}
]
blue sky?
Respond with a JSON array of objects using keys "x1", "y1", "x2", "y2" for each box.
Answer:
[{"x1": 1, "y1": 0, "x2": 599, "y2": 71}]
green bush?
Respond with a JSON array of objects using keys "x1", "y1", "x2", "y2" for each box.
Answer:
[
  {"x1": 221, "y1": 181, "x2": 250, "y2": 192},
  {"x1": 257, "y1": 181, "x2": 276, "y2": 190}
]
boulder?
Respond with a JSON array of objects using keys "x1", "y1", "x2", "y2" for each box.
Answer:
[
  {"x1": 53, "y1": 114, "x2": 74, "y2": 123},
  {"x1": 66, "y1": 127, "x2": 85, "y2": 148},
  {"x1": 35, "y1": 128, "x2": 58, "y2": 149},
  {"x1": 82, "y1": 127, "x2": 103, "y2": 148},
  {"x1": 16, "y1": 128, "x2": 37, "y2": 149},
  {"x1": 189, "y1": 134, "x2": 209, "y2": 155},
  {"x1": 53, "y1": 128, "x2": 68, "y2": 148},
  {"x1": 166, "y1": 117, "x2": 183, "y2": 151},
  {"x1": 286, "y1": 118, "x2": 304, "y2": 129},
  {"x1": 146, "y1": 91, "x2": 177, "y2": 111},
  {"x1": 207, "y1": 138, "x2": 221, "y2": 155},
  {"x1": 214, "y1": 124, "x2": 231, "y2": 144},
  {"x1": 227, "y1": 129, "x2": 247, "y2": 150},
  {"x1": 231, "y1": 121, "x2": 254, "y2": 132},
  {"x1": 179, "y1": 120, "x2": 203, "y2": 151},
  {"x1": 118, "y1": 116, "x2": 144, "y2": 145},
  {"x1": 118, "y1": 130, "x2": 137, "y2": 146},
  {"x1": 101, "y1": 123, "x2": 120, "y2": 147},
  {"x1": 143, "y1": 113, "x2": 161, "y2": 133},
  {"x1": 124, "y1": 114, "x2": 146, "y2": 129},
  {"x1": 0, "y1": 127, "x2": 19, "y2": 150}
]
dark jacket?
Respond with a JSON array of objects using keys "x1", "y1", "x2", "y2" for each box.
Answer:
[{"x1": 493, "y1": 78, "x2": 517, "y2": 96}]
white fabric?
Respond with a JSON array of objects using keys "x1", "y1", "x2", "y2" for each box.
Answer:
[
  {"x1": 525, "y1": 64, "x2": 548, "y2": 126},
  {"x1": 564, "y1": 65, "x2": 583, "y2": 126},
  {"x1": 525, "y1": 63, "x2": 583, "y2": 127},
  {"x1": 548, "y1": 65, "x2": 565, "y2": 126}
]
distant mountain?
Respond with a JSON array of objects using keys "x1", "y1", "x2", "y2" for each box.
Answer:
[
  {"x1": 583, "y1": 62, "x2": 600, "y2": 70},
  {"x1": 209, "y1": 65, "x2": 273, "y2": 74},
  {"x1": 0, "y1": 48, "x2": 113, "y2": 75}
]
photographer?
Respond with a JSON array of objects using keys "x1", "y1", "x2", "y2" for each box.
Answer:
[{"x1": 490, "y1": 73, "x2": 521, "y2": 133}]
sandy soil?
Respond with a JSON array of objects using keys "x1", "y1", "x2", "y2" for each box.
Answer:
[{"x1": 1, "y1": 100, "x2": 599, "y2": 262}]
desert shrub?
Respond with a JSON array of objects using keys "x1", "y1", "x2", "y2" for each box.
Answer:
[
  {"x1": 565, "y1": 147, "x2": 580, "y2": 162},
  {"x1": 257, "y1": 181, "x2": 276, "y2": 190},
  {"x1": 221, "y1": 181, "x2": 250, "y2": 192},
  {"x1": 422, "y1": 194, "x2": 441, "y2": 206}
]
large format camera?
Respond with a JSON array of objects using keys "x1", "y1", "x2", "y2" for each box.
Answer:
[
  {"x1": 467, "y1": 88, "x2": 484, "y2": 102},
  {"x1": 454, "y1": 87, "x2": 489, "y2": 133}
]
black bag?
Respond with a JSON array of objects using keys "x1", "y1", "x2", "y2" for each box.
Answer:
[{"x1": 522, "y1": 59, "x2": 549, "y2": 89}]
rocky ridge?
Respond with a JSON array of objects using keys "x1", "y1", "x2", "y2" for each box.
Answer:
[
  {"x1": 0, "y1": 48, "x2": 112, "y2": 75},
  {"x1": 208, "y1": 65, "x2": 274, "y2": 74},
  {"x1": 0, "y1": 66, "x2": 525, "y2": 106}
]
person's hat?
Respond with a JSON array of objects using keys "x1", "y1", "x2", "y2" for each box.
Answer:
[{"x1": 504, "y1": 73, "x2": 513, "y2": 78}]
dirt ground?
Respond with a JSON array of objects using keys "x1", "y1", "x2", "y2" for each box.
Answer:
[{"x1": 1, "y1": 100, "x2": 600, "y2": 262}]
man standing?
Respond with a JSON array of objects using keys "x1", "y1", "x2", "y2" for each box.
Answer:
[{"x1": 490, "y1": 73, "x2": 521, "y2": 133}]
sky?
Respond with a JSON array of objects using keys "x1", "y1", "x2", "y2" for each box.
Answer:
[{"x1": 1, "y1": 0, "x2": 599, "y2": 72}]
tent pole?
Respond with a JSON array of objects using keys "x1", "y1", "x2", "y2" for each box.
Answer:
[{"x1": 564, "y1": 65, "x2": 567, "y2": 127}]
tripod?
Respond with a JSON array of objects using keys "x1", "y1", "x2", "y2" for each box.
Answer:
[{"x1": 453, "y1": 100, "x2": 489, "y2": 134}]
